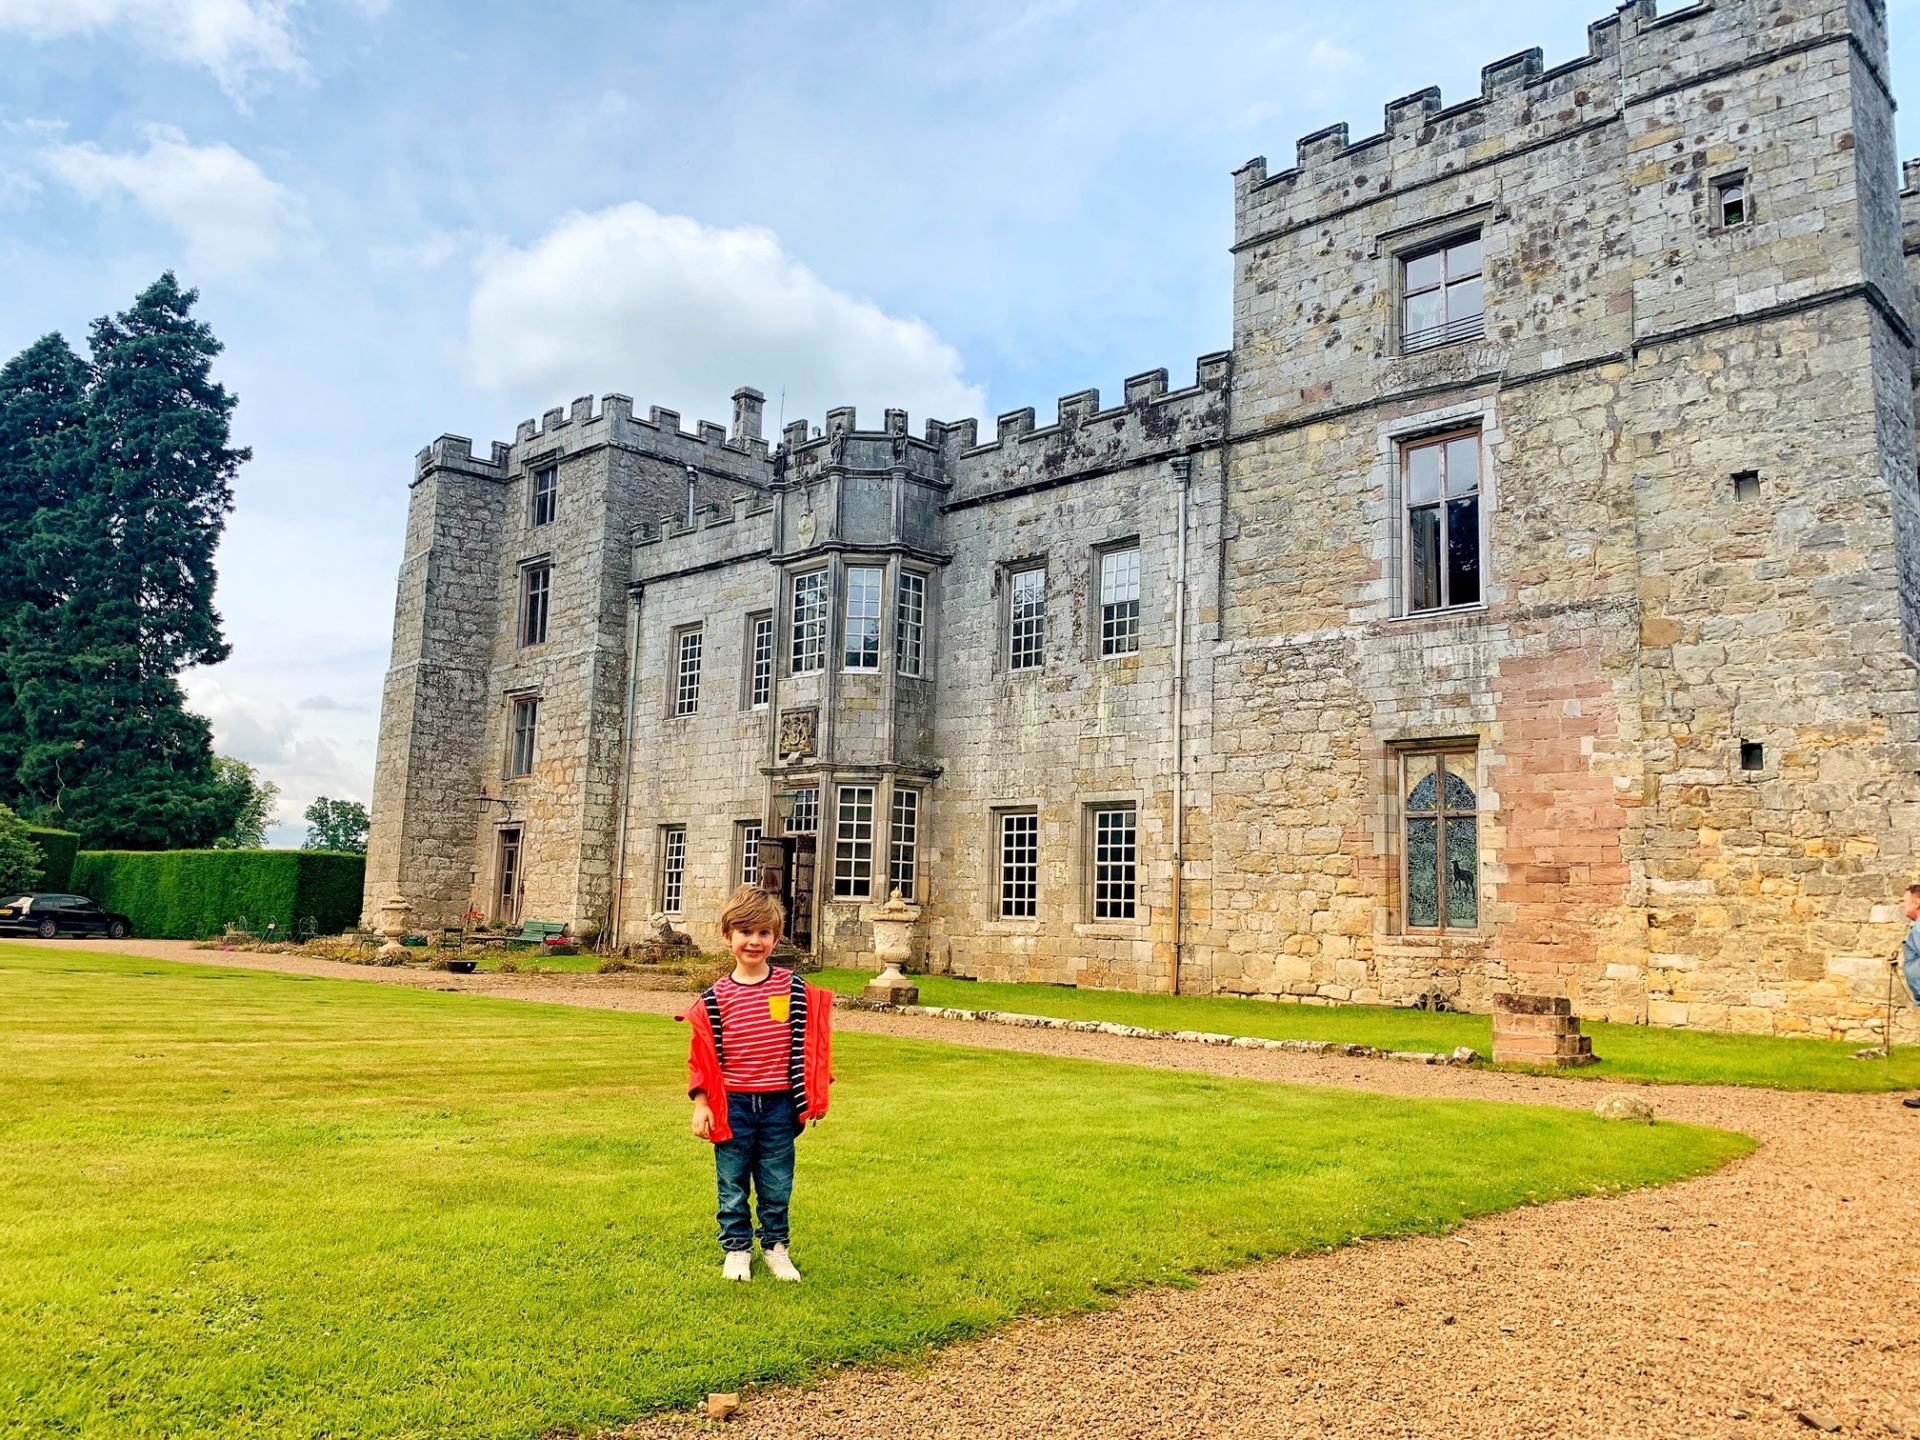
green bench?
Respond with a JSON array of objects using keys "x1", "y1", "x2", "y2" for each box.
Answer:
[{"x1": 467, "y1": 919, "x2": 567, "y2": 948}]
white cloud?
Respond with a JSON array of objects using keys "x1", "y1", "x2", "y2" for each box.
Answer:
[
  {"x1": 464, "y1": 202, "x2": 986, "y2": 432},
  {"x1": 0, "y1": 0, "x2": 305, "y2": 96},
  {"x1": 189, "y1": 677, "x2": 369, "y2": 838},
  {"x1": 44, "y1": 124, "x2": 300, "y2": 277}
]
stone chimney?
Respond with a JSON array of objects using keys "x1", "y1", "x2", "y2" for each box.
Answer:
[{"x1": 731, "y1": 387, "x2": 765, "y2": 446}]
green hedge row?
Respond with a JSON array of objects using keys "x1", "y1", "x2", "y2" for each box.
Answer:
[
  {"x1": 26, "y1": 828, "x2": 80, "y2": 889},
  {"x1": 69, "y1": 850, "x2": 366, "y2": 940}
]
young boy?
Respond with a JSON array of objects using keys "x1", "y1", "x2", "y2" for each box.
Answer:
[{"x1": 682, "y1": 884, "x2": 834, "y2": 1280}]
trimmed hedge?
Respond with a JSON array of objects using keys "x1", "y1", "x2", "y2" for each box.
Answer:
[
  {"x1": 69, "y1": 849, "x2": 367, "y2": 940},
  {"x1": 26, "y1": 828, "x2": 80, "y2": 890}
]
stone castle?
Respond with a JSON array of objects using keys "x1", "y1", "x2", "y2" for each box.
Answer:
[{"x1": 368, "y1": 0, "x2": 1920, "y2": 1040}]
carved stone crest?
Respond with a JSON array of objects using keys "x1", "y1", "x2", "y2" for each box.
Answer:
[{"x1": 778, "y1": 707, "x2": 818, "y2": 758}]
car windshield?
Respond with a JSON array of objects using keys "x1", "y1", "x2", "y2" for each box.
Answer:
[{"x1": 1, "y1": 896, "x2": 30, "y2": 909}]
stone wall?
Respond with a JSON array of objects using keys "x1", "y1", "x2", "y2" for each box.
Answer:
[{"x1": 373, "y1": 0, "x2": 1920, "y2": 1041}]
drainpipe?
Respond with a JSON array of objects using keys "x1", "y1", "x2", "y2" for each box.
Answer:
[
  {"x1": 684, "y1": 465, "x2": 698, "y2": 527},
  {"x1": 1170, "y1": 455, "x2": 1192, "y2": 995},
  {"x1": 609, "y1": 583, "x2": 644, "y2": 946}
]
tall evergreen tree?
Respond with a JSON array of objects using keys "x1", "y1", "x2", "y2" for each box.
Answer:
[
  {"x1": 0, "y1": 334, "x2": 90, "y2": 813},
  {"x1": 11, "y1": 274, "x2": 245, "y2": 846}
]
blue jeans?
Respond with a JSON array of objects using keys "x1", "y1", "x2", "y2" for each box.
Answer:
[{"x1": 714, "y1": 1090, "x2": 796, "y2": 1253}]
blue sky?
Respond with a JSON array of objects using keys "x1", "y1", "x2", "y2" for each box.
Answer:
[{"x1": 5, "y1": 0, "x2": 1920, "y2": 844}]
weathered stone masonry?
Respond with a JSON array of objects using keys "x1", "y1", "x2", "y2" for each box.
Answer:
[{"x1": 369, "y1": 0, "x2": 1920, "y2": 1041}]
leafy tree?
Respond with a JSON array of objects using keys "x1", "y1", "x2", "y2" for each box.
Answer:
[
  {"x1": 0, "y1": 805, "x2": 45, "y2": 895},
  {"x1": 0, "y1": 334, "x2": 90, "y2": 813},
  {"x1": 303, "y1": 797, "x2": 369, "y2": 854},
  {"x1": 209, "y1": 756, "x2": 280, "y2": 849},
  {"x1": 8, "y1": 274, "x2": 244, "y2": 847}
]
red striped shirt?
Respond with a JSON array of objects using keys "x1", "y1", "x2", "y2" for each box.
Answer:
[{"x1": 711, "y1": 967, "x2": 796, "y2": 1092}]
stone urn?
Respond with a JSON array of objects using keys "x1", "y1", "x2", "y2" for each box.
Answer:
[
  {"x1": 375, "y1": 893, "x2": 414, "y2": 963},
  {"x1": 863, "y1": 888, "x2": 920, "y2": 1005}
]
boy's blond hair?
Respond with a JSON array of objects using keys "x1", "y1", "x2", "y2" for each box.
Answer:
[{"x1": 719, "y1": 883, "x2": 785, "y2": 939}]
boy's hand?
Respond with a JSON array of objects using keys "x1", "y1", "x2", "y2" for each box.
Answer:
[{"x1": 690, "y1": 1097, "x2": 713, "y2": 1140}]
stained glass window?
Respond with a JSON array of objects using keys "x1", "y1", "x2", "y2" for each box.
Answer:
[{"x1": 1403, "y1": 750, "x2": 1478, "y2": 931}]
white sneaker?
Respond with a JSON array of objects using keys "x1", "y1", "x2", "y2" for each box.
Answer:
[
  {"x1": 763, "y1": 1243, "x2": 802, "y2": 1283},
  {"x1": 722, "y1": 1250, "x2": 752, "y2": 1282}
]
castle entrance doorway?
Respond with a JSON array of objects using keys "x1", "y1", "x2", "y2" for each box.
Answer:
[
  {"x1": 495, "y1": 827, "x2": 523, "y2": 926},
  {"x1": 764, "y1": 836, "x2": 815, "y2": 952}
]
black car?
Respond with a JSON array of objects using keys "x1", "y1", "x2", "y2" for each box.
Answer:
[{"x1": 0, "y1": 893, "x2": 133, "y2": 940}]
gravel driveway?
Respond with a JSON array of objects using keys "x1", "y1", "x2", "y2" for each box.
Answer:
[{"x1": 45, "y1": 940, "x2": 1920, "y2": 1439}]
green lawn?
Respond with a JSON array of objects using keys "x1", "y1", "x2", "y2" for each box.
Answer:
[
  {"x1": 814, "y1": 967, "x2": 1920, "y2": 1093},
  {"x1": 2, "y1": 946, "x2": 1748, "y2": 1440}
]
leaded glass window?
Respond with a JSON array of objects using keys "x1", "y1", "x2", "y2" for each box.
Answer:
[
  {"x1": 791, "y1": 570, "x2": 828, "y2": 673},
  {"x1": 998, "y1": 811, "x2": 1039, "y2": 919},
  {"x1": 660, "y1": 826, "x2": 687, "y2": 914},
  {"x1": 788, "y1": 786, "x2": 819, "y2": 835},
  {"x1": 895, "y1": 571, "x2": 926, "y2": 677},
  {"x1": 1099, "y1": 547, "x2": 1140, "y2": 657},
  {"x1": 739, "y1": 822, "x2": 762, "y2": 888},
  {"x1": 747, "y1": 613, "x2": 773, "y2": 708},
  {"x1": 843, "y1": 565, "x2": 883, "y2": 670},
  {"x1": 833, "y1": 785, "x2": 875, "y2": 898},
  {"x1": 1009, "y1": 566, "x2": 1045, "y2": 670},
  {"x1": 1402, "y1": 751, "x2": 1478, "y2": 932},
  {"x1": 888, "y1": 787, "x2": 919, "y2": 895},
  {"x1": 1089, "y1": 803, "x2": 1136, "y2": 920},
  {"x1": 673, "y1": 628, "x2": 702, "y2": 716}
]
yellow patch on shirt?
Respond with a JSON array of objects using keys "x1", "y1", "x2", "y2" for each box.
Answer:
[{"x1": 768, "y1": 993, "x2": 791, "y2": 1024}]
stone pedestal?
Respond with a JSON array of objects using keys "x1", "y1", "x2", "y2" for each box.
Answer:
[
  {"x1": 863, "y1": 888, "x2": 920, "y2": 1005},
  {"x1": 1492, "y1": 993, "x2": 1596, "y2": 1067}
]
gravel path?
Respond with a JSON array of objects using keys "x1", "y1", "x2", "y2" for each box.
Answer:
[{"x1": 46, "y1": 940, "x2": 1920, "y2": 1438}]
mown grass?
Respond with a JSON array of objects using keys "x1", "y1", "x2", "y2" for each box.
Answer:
[
  {"x1": 1, "y1": 945, "x2": 1749, "y2": 1440},
  {"x1": 813, "y1": 967, "x2": 1920, "y2": 1092}
]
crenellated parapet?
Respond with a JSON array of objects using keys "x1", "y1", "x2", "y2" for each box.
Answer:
[
  {"x1": 1234, "y1": 7, "x2": 1633, "y2": 247},
  {"x1": 938, "y1": 354, "x2": 1229, "y2": 504},
  {"x1": 1229, "y1": 0, "x2": 1861, "y2": 249},
  {"x1": 769, "y1": 355, "x2": 1230, "y2": 510},
  {"x1": 631, "y1": 490, "x2": 777, "y2": 584},
  {"x1": 417, "y1": 391, "x2": 775, "y2": 495},
  {"x1": 414, "y1": 434, "x2": 512, "y2": 485},
  {"x1": 514, "y1": 392, "x2": 773, "y2": 480}
]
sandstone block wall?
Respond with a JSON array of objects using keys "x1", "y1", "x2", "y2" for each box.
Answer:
[{"x1": 372, "y1": 0, "x2": 1920, "y2": 1042}]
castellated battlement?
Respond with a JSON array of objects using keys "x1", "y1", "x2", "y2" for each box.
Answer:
[
  {"x1": 414, "y1": 434, "x2": 512, "y2": 483},
  {"x1": 1231, "y1": 0, "x2": 1863, "y2": 247},
  {"x1": 631, "y1": 490, "x2": 776, "y2": 585},
  {"x1": 415, "y1": 390, "x2": 774, "y2": 487},
  {"x1": 773, "y1": 353, "x2": 1230, "y2": 508},
  {"x1": 936, "y1": 352, "x2": 1230, "y2": 503}
]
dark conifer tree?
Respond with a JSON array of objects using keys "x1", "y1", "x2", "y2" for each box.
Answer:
[
  {"x1": 0, "y1": 334, "x2": 90, "y2": 812},
  {"x1": 11, "y1": 273, "x2": 245, "y2": 846}
]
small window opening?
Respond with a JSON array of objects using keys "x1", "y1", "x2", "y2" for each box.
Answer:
[
  {"x1": 1715, "y1": 175, "x2": 1749, "y2": 228},
  {"x1": 1732, "y1": 470, "x2": 1760, "y2": 502},
  {"x1": 1739, "y1": 742, "x2": 1764, "y2": 772}
]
